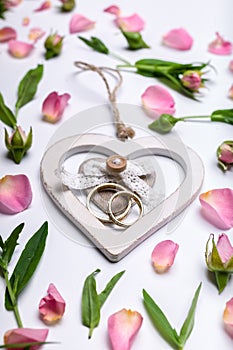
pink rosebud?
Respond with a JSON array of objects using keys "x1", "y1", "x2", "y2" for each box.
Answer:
[
  {"x1": 34, "y1": 0, "x2": 51, "y2": 12},
  {"x1": 151, "y1": 240, "x2": 179, "y2": 273},
  {"x1": 199, "y1": 188, "x2": 233, "y2": 229},
  {"x1": 4, "y1": 328, "x2": 48, "y2": 350},
  {"x1": 229, "y1": 60, "x2": 233, "y2": 73},
  {"x1": 217, "y1": 141, "x2": 233, "y2": 172},
  {"x1": 39, "y1": 283, "x2": 66, "y2": 324},
  {"x1": 42, "y1": 91, "x2": 71, "y2": 123},
  {"x1": 0, "y1": 174, "x2": 32, "y2": 214},
  {"x1": 223, "y1": 297, "x2": 233, "y2": 338},
  {"x1": 206, "y1": 234, "x2": 233, "y2": 275},
  {"x1": 228, "y1": 84, "x2": 233, "y2": 99},
  {"x1": 69, "y1": 13, "x2": 95, "y2": 34},
  {"x1": 0, "y1": 26, "x2": 17, "y2": 42},
  {"x1": 114, "y1": 13, "x2": 145, "y2": 32},
  {"x1": 141, "y1": 85, "x2": 175, "y2": 119},
  {"x1": 162, "y1": 27, "x2": 193, "y2": 51},
  {"x1": 8, "y1": 39, "x2": 34, "y2": 58},
  {"x1": 28, "y1": 27, "x2": 45, "y2": 42},
  {"x1": 181, "y1": 70, "x2": 203, "y2": 92},
  {"x1": 108, "y1": 308, "x2": 143, "y2": 350},
  {"x1": 104, "y1": 5, "x2": 121, "y2": 16},
  {"x1": 208, "y1": 32, "x2": 232, "y2": 55}
]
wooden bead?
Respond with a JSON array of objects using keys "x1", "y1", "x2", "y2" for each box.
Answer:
[{"x1": 106, "y1": 155, "x2": 127, "y2": 173}]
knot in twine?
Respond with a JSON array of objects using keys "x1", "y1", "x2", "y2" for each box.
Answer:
[{"x1": 74, "y1": 61, "x2": 135, "y2": 141}]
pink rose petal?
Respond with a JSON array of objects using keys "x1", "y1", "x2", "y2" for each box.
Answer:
[
  {"x1": 141, "y1": 85, "x2": 176, "y2": 119},
  {"x1": 4, "y1": 0, "x2": 22, "y2": 8},
  {"x1": 0, "y1": 174, "x2": 32, "y2": 214},
  {"x1": 39, "y1": 283, "x2": 66, "y2": 324},
  {"x1": 114, "y1": 13, "x2": 145, "y2": 32},
  {"x1": 8, "y1": 39, "x2": 34, "y2": 58},
  {"x1": 162, "y1": 27, "x2": 193, "y2": 51},
  {"x1": 22, "y1": 17, "x2": 30, "y2": 26},
  {"x1": 223, "y1": 298, "x2": 233, "y2": 338},
  {"x1": 104, "y1": 5, "x2": 121, "y2": 16},
  {"x1": 229, "y1": 60, "x2": 233, "y2": 72},
  {"x1": 42, "y1": 91, "x2": 71, "y2": 123},
  {"x1": 217, "y1": 234, "x2": 233, "y2": 264},
  {"x1": 69, "y1": 13, "x2": 95, "y2": 34},
  {"x1": 4, "y1": 328, "x2": 48, "y2": 350},
  {"x1": 34, "y1": 0, "x2": 51, "y2": 12},
  {"x1": 199, "y1": 188, "x2": 233, "y2": 229},
  {"x1": 208, "y1": 32, "x2": 232, "y2": 55},
  {"x1": 28, "y1": 27, "x2": 45, "y2": 42},
  {"x1": 228, "y1": 84, "x2": 233, "y2": 99},
  {"x1": 0, "y1": 27, "x2": 17, "y2": 42},
  {"x1": 151, "y1": 240, "x2": 179, "y2": 273},
  {"x1": 108, "y1": 308, "x2": 143, "y2": 350}
]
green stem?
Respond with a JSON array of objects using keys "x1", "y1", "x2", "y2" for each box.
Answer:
[
  {"x1": 117, "y1": 63, "x2": 135, "y2": 69},
  {"x1": 4, "y1": 270, "x2": 23, "y2": 328},
  {"x1": 178, "y1": 115, "x2": 210, "y2": 122},
  {"x1": 109, "y1": 52, "x2": 131, "y2": 65}
]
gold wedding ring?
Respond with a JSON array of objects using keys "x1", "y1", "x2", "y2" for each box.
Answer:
[
  {"x1": 86, "y1": 183, "x2": 132, "y2": 223},
  {"x1": 108, "y1": 190, "x2": 143, "y2": 227}
]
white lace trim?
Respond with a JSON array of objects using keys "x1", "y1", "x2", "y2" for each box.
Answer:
[{"x1": 57, "y1": 158, "x2": 162, "y2": 211}]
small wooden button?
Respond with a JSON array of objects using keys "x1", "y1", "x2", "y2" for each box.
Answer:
[{"x1": 106, "y1": 155, "x2": 127, "y2": 173}]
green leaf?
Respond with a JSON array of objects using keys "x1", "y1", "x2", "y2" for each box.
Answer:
[
  {"x1": 2, "y1": 223, "x2": 24, "y2": 265},
  {"x1": 121, "y1": 31, "x2": 150, "y2": 50},
  {"x1": 82, "y1": 269, "x2": 101, "y2": 338},
  {"x1": 211, "y1": 109, "x2": 233, "y2": 125},
  {"x1": 0, "y1": 341, "x2": 58, "y2": 348},
  {"x1": 215, "y1": 271, "x2": 230, "y2": 293},
  {"x1": 78, "y1": 36, "x2": 109, "y2": 54},
  {"x1": 179, "y1": 282, "x2": 202, "y2": 347},
  {"x1": 0, "y1": 93, "x2": 17, "y2": 128},
  {"x1": 5, "y1": 221, "x2": 48, "y2": 310},
  {"x1": 98, "y1": 270, "x2": 125, "y2": 308},
  {"x1": 142, "y1": 289, "x2": 179, "y2": 348},
  {"x1": 15, "y1": 64, "x2": 44, "y2": 115}
]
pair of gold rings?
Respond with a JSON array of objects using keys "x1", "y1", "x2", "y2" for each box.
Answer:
[{"x1": 86, "y1": 182, "x2": 143, "y2": 228}]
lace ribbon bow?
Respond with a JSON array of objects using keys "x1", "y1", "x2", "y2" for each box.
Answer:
[{"x1": 58, "y1": 158, "x2": 161, "y2": 210}]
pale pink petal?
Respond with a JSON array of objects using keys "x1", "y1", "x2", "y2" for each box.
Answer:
[
  {"x1": 151, "y1": 240, "x2": 179, "y2": 273},
  {"x1": 208, "y1": 32, "x2": 232, "y2": 55},
  {"x1": 229, "y1": 60, "x2": 233, "y2": 73},
  {"x1": 223, "y1": 298, "x2": 233, "y2": 338},
  {"x1": 199, "y1": 188, "x2": 233, "y2": 229},
  {"x1": 69, "y1": 13, "x2": 95, "y2": 34},
  {"x1": 4, "y1": 328, "x2": 48, "y2": 350},
  {"x1": 8, "y1": 39, "x2": 34, "y2": 58},
  {"x1": 108, "y1": 309, "x2": 143, "y2": 350},
  {"x1": 217, "y1": 234, "x2": 233, "y2": 264},
  {"x1": 28, "y1": 27, "x2": 45, "y2": 42},
  {"x1": 42, "y1": 91, "x2": 71, "y2": 123},
  {"x1": 114, "y1": 13, "x2": 145, "y2": 32},
  {"x1": 104, "y1": 5, "x2": 121, "y2": 16},
  {"x1": 141, "y1": 85, "x2": 175, "y2": 119},
  {"x1": 228, "y1": 84, "x2": 233, "y2": 99},
  {"x1": 22, "y1": 17, "x2": 30, "y2": 26},
  {"x1": 0, "y1": 27, "x2": 17, "y2": 42},
  {"x1": 34, "y1": 0, "x2": 51, "y2": 12},
  {"x1": 0, "y1": 174, "x2": 32, "y2": 215},
  {"x1": 162, "y1": 27, "x2": 193, "y2": 51},
  {"x1": 39, "y1": 283, "x2": 66, "y2": 324}
]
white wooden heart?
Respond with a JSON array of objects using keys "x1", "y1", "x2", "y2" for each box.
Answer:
[{"x1": 40, "y1": 131, "x2": 204, "y2": 262}]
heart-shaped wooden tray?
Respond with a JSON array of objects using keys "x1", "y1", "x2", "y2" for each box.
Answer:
[{"x1": 40, "y1": 132, "x2": 204, "y2": 262}]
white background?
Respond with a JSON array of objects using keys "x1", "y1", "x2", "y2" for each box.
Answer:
[{"x1": 0, "y1": 0, "x2": 233, "y2": 349}]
